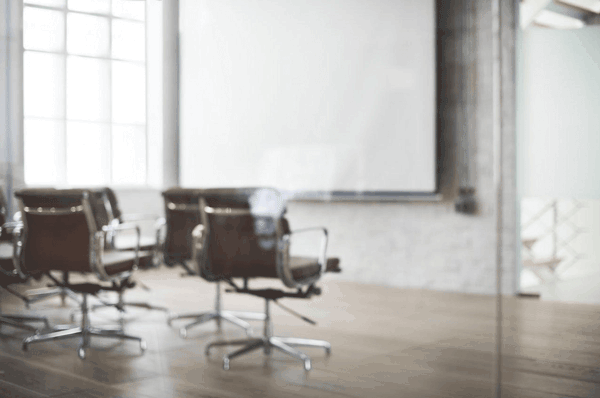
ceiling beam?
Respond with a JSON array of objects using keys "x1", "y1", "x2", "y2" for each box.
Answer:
[
  {"x1": 557, "y1": 0, "x2": 600, "y2": 14},
  {"x1": 521, "y1": 0, "x2": 553, "y2": 28},
  {"x1": 547, "y1": 1, "x2": 590, "y2": 21},
  {"x1": 586, "y1": 13, "x2": 600, "y2": 23}
]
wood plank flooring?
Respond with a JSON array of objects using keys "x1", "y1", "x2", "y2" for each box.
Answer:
[{"x1": 0, "y1": 268, "x2": 598, "y2": 397}]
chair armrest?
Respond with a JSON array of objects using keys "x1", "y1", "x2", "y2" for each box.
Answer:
[
  {"x1": 278, "y1": 227, "x2": 328, "y2": 288},
  {"x1": 1, "y1": 221, "x2": 23, "y2": 231},
  {"x1": 102, "y1": 223, "x2": 141, "y2": 253},
  {"x1": 152, "y1": 217, "x2": 167, "y2": 266},
  {"x1": 190, "y1": 224, "x2": 206, "y2": 276},
  {"x1": 92, "y1": 223, "x2": 140, "y2": 281},
  {"x1": 120, "y1": 213, "x2": 160, "y2": 223},
  {"x1": 10, "y1": 224, "x2": 26, "y2": 279}
]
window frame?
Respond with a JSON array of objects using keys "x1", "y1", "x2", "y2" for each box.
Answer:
[{"x1": 22, "y1": 0, "x2": 149, "y2": 188}]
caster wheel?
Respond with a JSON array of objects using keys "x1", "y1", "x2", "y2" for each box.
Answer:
[
  {"x1": 77, "y1": 347, "x2": 86, "y2": 360},
  {"x1": 179, "y1": 328, "x2": 187, "y2": 339},
  {"x1": 166, "y1": 317, "x2": 172, "y2": 327},
  {"x1": 205, "y1": 346, "x2": 211, "y2": 356},
  {"x1": 140, "y1": 340, "x2": 147, "y2": 352},
  {"x1": 22, "y1": 342, "x2": 28, "y2": 352},
  {"x1": 325, "y1": 346, "x2": 332, "y2": 356},
  {"x1": 303, "y1": 359, "x2": 312, "y2": 371},
  {"x1": 223, "y1": 357, "x2": 230, "y2": 370}
]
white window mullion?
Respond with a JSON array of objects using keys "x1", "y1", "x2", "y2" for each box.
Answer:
[
  {"x1": 23, "y1": 0, "x2": 149, "y2": 188},
  {"x1": 60, "y1": 4, "x2": 67, "y2": 185},
  {"x1": 108, "y1": 1, "x2": 113, "y2": 185}
]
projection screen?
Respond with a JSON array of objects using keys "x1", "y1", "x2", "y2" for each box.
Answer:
[{"x1": 180, "y1": 0, "x2": 436, "y2": 198}]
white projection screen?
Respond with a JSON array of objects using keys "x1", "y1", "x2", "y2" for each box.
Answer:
[{"x1": 180, "y1": 0, "x2": 436, "y2": 198}]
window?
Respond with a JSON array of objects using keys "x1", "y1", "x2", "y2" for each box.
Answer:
[{"x1": 23, "y1": 0, "x2": 147, "y2": 187}]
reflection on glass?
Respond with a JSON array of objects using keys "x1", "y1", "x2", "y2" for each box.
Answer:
[
  {"x1": 67, "y1": 13, "x2": 109, "y2": 57},
  {"x1": 24, "y1": 119, "x2": 65, "y2": 186},
  {"x1": 68, "y1": 0, "x2": 110, "y2": 14},
  {"x1": 112, "y1": 61, "x2": 145, "y2": 124},
  {"x1": 112, "y1": 19, "x2": 145, "y2": 61},
  {"x1": 23, "y1": 7, "x2": 65, "y2": 52},
  {"x1": 112, "y1": 0, "x2": 144, "y2": 21},
  {"x1": 112, "y1": 125, "x2": 146, "y2": 185},
  {"x1": 24, "y1": 0, "x2": 66, "y2": 7},
  {"x1": 67, "y1": 56, "x2": 110, "y2": 122},
  {"x1": 66, "y1": 121, "x2": 110, "y2": 186},
  {"x1": 24, "y1": 52, "x2": 65, "y2": 118}
]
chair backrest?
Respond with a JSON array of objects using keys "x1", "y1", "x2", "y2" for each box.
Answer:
[
  {"x1": 14, "y1": 189, "x2": 98, "y2": 276},
  {"x1": 103, "y1": 187, "x2": 122, "y2": 222},
  {"x1": 0, "y1": 187, "x2": 7, "y2": 227},
  {"x1": 198, "y1": 188, "x2": 288, "y2": 281},
  {"x1": 161, "y1": 188, "x2": 203, "y2": 265}
]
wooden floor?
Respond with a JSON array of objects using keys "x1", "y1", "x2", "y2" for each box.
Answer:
[{"x1": 0, "y1": 268, "x2": 599, "y2": 398}]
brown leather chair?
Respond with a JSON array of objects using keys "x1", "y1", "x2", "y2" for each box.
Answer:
[
  {"x1": 162, "y1": 188, "x2": 265, "y2": 337},
  {"x1": 194, "y1": 188, "x2": 340, "y2": 371},
  {"x1": 101, "y1": 187, "x2": 160, "y2": 254},
  {"x1": 0, "y1": 188, "x2": 50, "y2": 333},
  {"x1": 80, "y1": 188, "x2": 168, "y2": 316},
  {"x1": 14, "y1": 189, "x2": 147, "y2": 359}
]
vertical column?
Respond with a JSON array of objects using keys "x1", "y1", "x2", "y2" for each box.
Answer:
[
  {"x1": 162, "y1": 0, "x2": 179, "y2": 187},
  {"x1": 0, "y1": 0, "x2": 24, "y2": 215}
]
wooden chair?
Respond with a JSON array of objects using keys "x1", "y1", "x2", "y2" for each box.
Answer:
[
  {"x1": 14, "y1": 189, "x2": 147, "y2": 359},
  {"x1": 195, "y1": 188, "x2": 340, "y2": 370},
  {"x1": 162, "y1": 188, "x2": 266, "y2": 338}
]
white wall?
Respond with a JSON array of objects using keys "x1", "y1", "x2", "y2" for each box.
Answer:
[
  {"x1": 179, "y1": 0, "x2": 437, "y2": 194},
  {"x1": 176, "y1": 1, "x2": 518, "y2": 296},
  {"x1": 521, "y1": 27, "x2": 600, "y2": 198},
  {"x1": 519, "y1": 26, "x2": 600, "y2": 300}
]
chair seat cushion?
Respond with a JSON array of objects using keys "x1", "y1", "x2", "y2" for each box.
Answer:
[
  {"x1": 290, "y1": 257, "x2": 341, "y2": 281},
  {"x1": 102, "y1": 250, "x2": 151, "y2": 276},
  {"x1": 113, "y1": 235, "x2": 156, "y2": 252}
]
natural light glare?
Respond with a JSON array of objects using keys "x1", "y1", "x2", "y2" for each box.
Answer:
[
  {"x1": 112, "y1": 19, "x2": 145, "y2": 61},
  {"x1": 24, "y1": 0, "x2": 66, "y2": 7},
  {"x1": 68, "y1": 0, "x2": 111, "y2": 14},
  {"x1": 112, "y1": 0, "x2": 145, "y2": 21},
  {"x1": 23, "y1": 7, "x2": 65, "y2": 52},
  {"x1": 67, "y1": 13, "x2": 110, "y2": 57},
  {"x1": 66, "y1": 122, "x2": 110, "y2": 186},
  {"x1": 112, "y1": 61, "x2": 146, "y2": 124},
  {"x1": 67, "y1": 56, "x2": 110, "y2": 122},
  {"x1": 24, "y1": 52, "x2": 65, "y2": 118},
  {"x1": 24, "y1": 119, "x2": 65, "y2": 186},
  {"x1": 112, "y1": 125, "x2": 147, "y2": 185},
  {"x1": 22, "y1": 0, "x2": 148, "y2": 187}
]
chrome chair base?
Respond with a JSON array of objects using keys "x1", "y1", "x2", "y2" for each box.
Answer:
[
  {"x1": 0, "y1": 314, "x2": 50, "y2": 333},
  {"x1": 89, "y1": 301, "x2": 170, "y2": 316},
  {"x1": 206, "y1": 335, "x2": 331, "y2": 371},
  {"x1": 22, "y1": 294, "x2": 146, "y2": 359},
  {"x1": 26, "y1": 286, "x2": 81, "y2": 307},
  {"x1": 205, "y1": 298, "x2": 331, "y2": 371},
  {"x1": 70, "y1": 290, "x2": 170, "y2": 322},
  {"x1": 168, "y1": 310, "x2": 265, "y2": 338},
  {"x1": 167, "y1": 282, "x2": 265, "y2": 338}
]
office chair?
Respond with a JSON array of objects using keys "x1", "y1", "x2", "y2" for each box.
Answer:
[
  {"x1": 100, "y1": 187, "x2": 164, "y2": 253},
  {"x1": 195, "y1": 188, "x2": 340, "y2": 371},
  {"x1": 7, "y1": 188, "x2": 82, "y2": 307},
  {"x1": 0, "y1": 189, "x2": 50, "y2": 333},
  {"x1": 162, "y1": 188, "x2": 265, "y2": 338},
  {"x1": 14, "y1": 189, "x2": 147, "y2": 359},
  {"x1": 77, "y1": 188, "x2": 169, "y2": 317}
]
